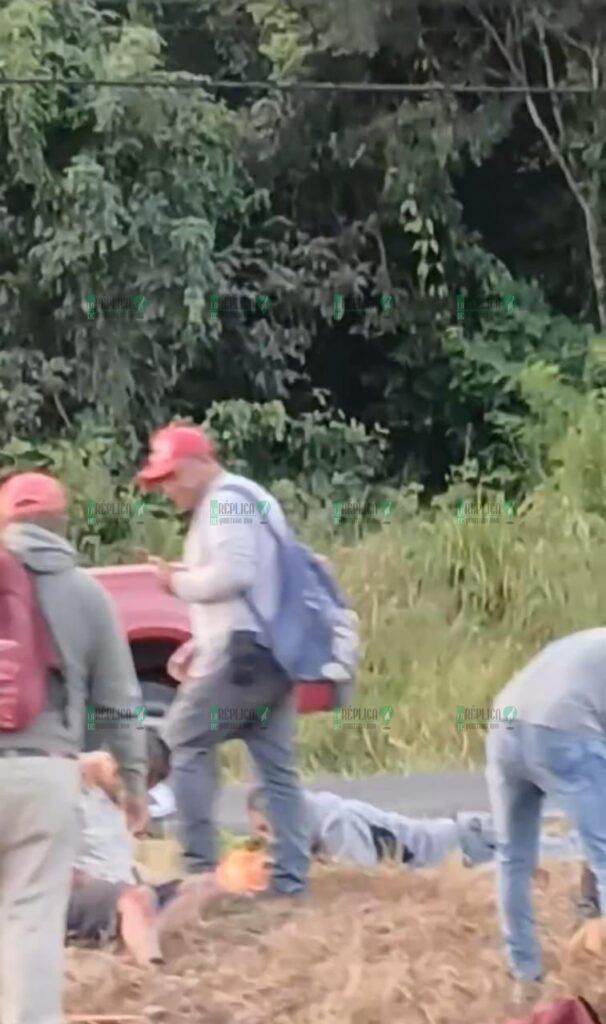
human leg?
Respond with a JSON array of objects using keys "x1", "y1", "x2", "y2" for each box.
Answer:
[
  {"x1": 161, "y1": 634, "x2": 304, "y2": 879},
  {"x1": 539, "y1": 730, "x2": 606, "y2": 916},
  {"x1": 0, "y1": 757, "x2": 80, "y2": 1024},
  {"x1": 116, "y1": 886, "x2": 163, "y2": 965},
  {"x1": 486, "y1": 724, "x2": 544, "y2": 981},
  {"x1": 160, "y1": 667, "x2": 237, "y2": 874},
  {"x1": 247, "y1": 689, "x2": 309, "y2": 895}
]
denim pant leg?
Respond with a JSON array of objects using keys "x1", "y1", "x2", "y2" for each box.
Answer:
[
  {"x1": 246, "y1": 692, "x2": 310, "y2": 894},
  {"x1": 538, "y1": 729, "x2": 606, "y2": 913},
  {"x1": 161, "y1": 634, "x2": 307, "y2": 878},
  {"x1": 486, "y1": 725, "x2": 544, "y2": 981},
  {"x1": 161, "y1": 668, "x2": 238, "y2": 874}
]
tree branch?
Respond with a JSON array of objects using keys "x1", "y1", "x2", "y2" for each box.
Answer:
[
  {"x1": 533, "y1": 14, "x2": 566, "y2": 150},
  {"x1": 52, "y1": 389, "x2": 71, "y2": 430},
  {"x1": 474, "y1": 9, "x2": 524, "y2": 83}
]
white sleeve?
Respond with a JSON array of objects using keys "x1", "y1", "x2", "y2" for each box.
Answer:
[{"x1": 171, "y1": 502, "x2": 257, "y2": 604}]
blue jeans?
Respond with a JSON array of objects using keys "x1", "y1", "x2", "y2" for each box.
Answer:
[
  {"x1": 486, "y1": 721, "x2": 606, "y2": 980},
  {"x1": 161, "y1": 632, "x2": 309, "y2": 894}
]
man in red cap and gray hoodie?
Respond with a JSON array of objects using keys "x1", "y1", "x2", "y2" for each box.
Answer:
[
  {"x1": 137, "y1": 425, "x2": 309, "y2": 898},
  {"x1": 0, "y1": 472, "x2": 147, "y2": 1024}
]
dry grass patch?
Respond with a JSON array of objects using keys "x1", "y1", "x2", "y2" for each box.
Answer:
[{"x1": 65, "y1": 860, "x2": 606, "y2": 1024}]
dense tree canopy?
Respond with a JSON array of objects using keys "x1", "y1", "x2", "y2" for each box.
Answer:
[{"x1": 0, "y1": 0, "x2": 603, "y2": 498}]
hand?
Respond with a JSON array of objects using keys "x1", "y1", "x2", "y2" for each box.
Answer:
[
  {"x1": 79, "y1": 751, "x2": 120, "y2": 795},
  {"x1": 167, "y1": 639, "x2": 195, "y2": 684},
  {"x1": 124, "y1": 794, "x2": 149, "y2": 837},
  {"x1": 148, "y1": 556, "x2": 175, "y2": 593}
]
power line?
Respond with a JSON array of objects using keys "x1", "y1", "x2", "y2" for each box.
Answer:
[{"x1": 0, "y1": 77, "x2": 602, "y2": 94}]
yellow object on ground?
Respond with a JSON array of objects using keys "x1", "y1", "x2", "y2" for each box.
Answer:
[{"x1": 133, "y1": 838, "x2": 184, "y2": 882}]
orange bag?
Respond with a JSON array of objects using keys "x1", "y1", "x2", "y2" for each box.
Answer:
[{"x1": 216, "y1": 849, "x2": 268, "y2": 894}]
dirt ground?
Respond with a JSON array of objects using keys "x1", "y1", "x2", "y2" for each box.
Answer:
[{"x1": 65, "y1": 859, "x2": 606, "y2": 1024}]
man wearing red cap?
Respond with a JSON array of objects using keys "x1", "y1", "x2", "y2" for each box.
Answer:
[
  {"x1": 137, "y1": 425, "x2": 309, "y2": 897},
  {"x1": 0, "y1": 472, "x2": 148, "y2": 1024}
]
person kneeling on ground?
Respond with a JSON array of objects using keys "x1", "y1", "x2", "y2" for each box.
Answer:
[{"x1": 69, "y1": 730, "x2": 187, "y2": 965}]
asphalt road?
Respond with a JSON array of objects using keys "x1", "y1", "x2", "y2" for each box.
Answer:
[{"x1": 217, "y1": 769, "x2": 562, "y2": 834}]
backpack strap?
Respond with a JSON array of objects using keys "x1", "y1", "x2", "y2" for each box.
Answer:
[
  {"x1": 216, "y1": 482, "x2": 289, "y2": 547},
  {"x1": 26, "y1": 567, "x2": 68, "y2": 725},
  {"x1": 216, "y1": 481, "x2": 347, "y2": 609}
]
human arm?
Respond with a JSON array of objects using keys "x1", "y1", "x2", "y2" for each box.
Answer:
[
  {"x1": 168, "y1": 497, "x2": 258, "y2": 604},
  {"x1": 86, "y1": 583, "x2": 148, "y2": 827},
  {"x1": 166, "y1": 639, "x2": 195, "y2": 684}
]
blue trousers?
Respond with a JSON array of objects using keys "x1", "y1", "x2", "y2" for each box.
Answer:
[
  {"x1": 160, "y1": 632, "x2": 309, "y2": 894},
  {"x1": 486, "y1": 721, "x2": 606, "y2": 980}
]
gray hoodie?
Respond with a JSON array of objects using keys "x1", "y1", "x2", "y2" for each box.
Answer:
[
  {"x1": 1, "y1": 523, "x2": 147, "y2": 798},
  {"x1": 304, "y1": 791, "x2": 461, "y2": 867}
]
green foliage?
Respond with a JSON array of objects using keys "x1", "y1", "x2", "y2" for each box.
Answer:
[
  {"x1": 2, "y1": 0, "x2": 604, "y2": 493},
  {"x1": 3, "y1": 0, "x2": 606, "y2": 775},
  {"x1": 0, "y1": 0, "x2": 247, "y2": 444},
  {"x1": 202, "y1": 394, "x2": 388, "y2": 500}
]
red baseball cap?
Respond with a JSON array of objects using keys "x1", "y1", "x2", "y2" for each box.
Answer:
[
  {"x1": 0, "y1": 472, "x2": 67, "y2": 521},
  {"x1": 136, "y1": 425, "x2": 216, "y2": 486}
]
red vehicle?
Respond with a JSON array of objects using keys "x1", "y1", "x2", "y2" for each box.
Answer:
[{"x1": 89, "y1": 564, "x2": 336, "y2": 721}]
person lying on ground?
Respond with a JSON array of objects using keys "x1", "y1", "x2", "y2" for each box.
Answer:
[
  {"x1": 247, "y1": 786, "x2": 584, "y2": 871},
  {"x1": 69, "y1": 731, "x2": 188, "y2": 965}
]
